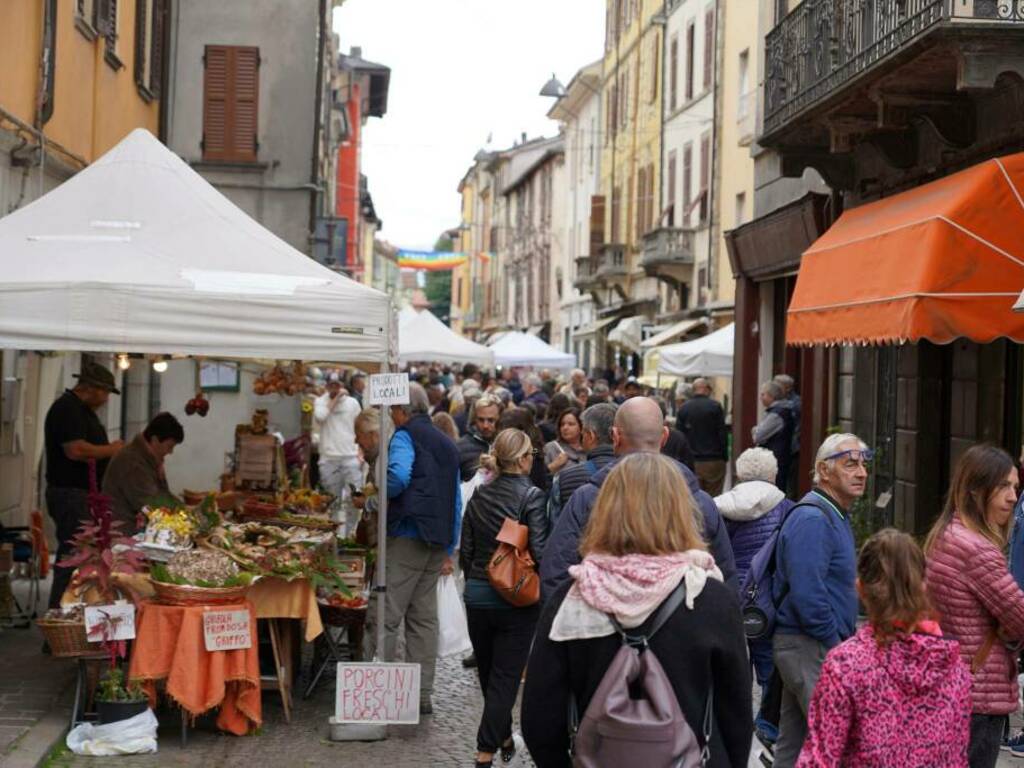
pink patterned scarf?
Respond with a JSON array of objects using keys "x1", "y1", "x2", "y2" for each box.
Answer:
[{"x1": 560, "y1": 550, "x2": 721, "y2": 634}]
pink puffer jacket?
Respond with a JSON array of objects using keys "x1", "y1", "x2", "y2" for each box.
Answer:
[{"x1": 927, "y1": 516, "x2": 1024, "y2": 714}]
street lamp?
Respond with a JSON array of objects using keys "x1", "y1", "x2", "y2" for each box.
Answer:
[{"x1": 539, "y1": 73, "x2": 566, "y2": 98}]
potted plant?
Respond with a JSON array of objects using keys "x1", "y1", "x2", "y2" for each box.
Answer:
[{"x1": 95, "y1": 668, "x2": 149, "y2": 724}]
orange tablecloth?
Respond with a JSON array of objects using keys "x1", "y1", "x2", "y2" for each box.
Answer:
[
  {"x1": 248, "y1": 577, "x2": 323, "y2": 642},
  {"x1": 129, "y1": 600, "x2": 261, "y2": 735}
]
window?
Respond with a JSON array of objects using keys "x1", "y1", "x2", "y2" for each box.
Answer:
[
  {"x1": 703, "y1": 9, "x2": 714, "y2": 91},
  {"x1": 96, "y1": 0, "x2": 122, "y2": 69},
  {"x1": 735, "y1": 191, "x2": 747, "y2": 226},
  {"x1": 737, "y1": 49, "x2": 750, "y2": 115},
  {"x1": 669, "y1": 35, "x2": 678, "y2": 111},
  {"x1": 685, "y1": 20, "x2": 695, "y2": 101},
  {"x1": 202, "y1": 45, "x2": 260, "y2": 163},
  {"x1": 619, "y1": 71, "x2": 628, "y2": 130},
  {"x1": 610, "y1": 186, "x2": 621, "y2": 242},
  {"x1": 76, "y1": 0, "x2": 98, "y2": 39},
  {"x1": 682, "y1": 143, "x2": 693, "y2": 225},
  {"x1": 699, "y1": 132, "x2": 710, "y2": 223},
  {"x1": 649, "y1": 35, "x2": 658, "y2": 104},
  {"x1": 134, "y1": 0, "x2": 165, "y2": 99},
  {"x1": 667, "y1": 150, "x2": 677, "y2": 226},
  {"x1": 635, "y1": 167, "x2": 646, "y2": 238}
]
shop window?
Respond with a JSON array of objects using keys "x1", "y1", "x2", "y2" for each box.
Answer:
[{"x1": 202, "y1": 45, "x2": 260, "y2": 163}]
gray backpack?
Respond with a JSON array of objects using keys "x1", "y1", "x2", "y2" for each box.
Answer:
[{"x1": 568, "y1": 582, "x2": 712, "y2": 768}]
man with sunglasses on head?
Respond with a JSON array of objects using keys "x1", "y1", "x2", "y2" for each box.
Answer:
[
  {"x1": 770, "y1": 433, "x2": 869, "y2": 767},
  {"x1": 456, "y1": 393, "x2": 503, "y2": 481}
]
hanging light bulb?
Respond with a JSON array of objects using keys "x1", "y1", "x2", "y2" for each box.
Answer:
[
  {"x1": 152, "y1": 359, "x2": 168, "y2": 373},
  {"x1": 117, "y1": 354, "x2": 131, "y2": 371}
]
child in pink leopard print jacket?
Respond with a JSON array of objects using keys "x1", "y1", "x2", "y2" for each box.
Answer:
[{"x1": 797, "y1": 529, "x2": 971, "y2": 768}]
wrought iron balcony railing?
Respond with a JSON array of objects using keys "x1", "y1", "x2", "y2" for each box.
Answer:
[{"x1": 763, "y1": 0, "x2": 1024, "y2": 137}]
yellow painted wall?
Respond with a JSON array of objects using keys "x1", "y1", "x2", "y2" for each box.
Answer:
[
  {"x1": 450, "y1": 179, "x2": 475, "y2": 332},
  {"x1": 1, "y1": 0, "x2": 159, "y2": 164},
  {"x1": 600, "y1": 0, "x2": 662, "y2": 256}
]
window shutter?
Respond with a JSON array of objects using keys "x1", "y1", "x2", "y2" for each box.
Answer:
[
  {"x1": 699, "y1": 134, "x2": 710, "y2": 222},
  {"x1": 203, "y1": 46, "x2": 229, "y2": 160},
  {"x1": 649, "y1": 36, "x2": 658, "y2": 104},
  {"x1": 704, "y1": 9, "x2": 714, "y2": 91},
  {"x1": 669, "y1": 36, "x2": 678, "y2": 111},
  {"x1": 232, "y1": 47, "x2": 260, "y2": 162},
  {"x1": 590, "y1": 195, "x2": 605, "y2": 253},
  {"x1": 667, "y1": 151, "x2": 677, "y2": 227},
  {"x1": 685, "y1": 22, "x2": 695, "y2": 101},
  {"x1": 635, "y1": 167, "x2": 646, "y2": 238},
  {"x1": 95, "y1": 0, "x2": 113, "y2": 36},
  {"x1": 150, "y1": 0, "x2": 165, "y2": 97},
  {"x1": 682, "y1": 143, "x2": 693, "y2": 225},
  {"x1": 133, "y1": 0, "x2": 146, "y2": 87}
]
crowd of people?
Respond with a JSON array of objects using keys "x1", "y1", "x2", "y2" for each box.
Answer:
[{"x1": 41, "y1": 358, "x2": 1024, "y2": 767}]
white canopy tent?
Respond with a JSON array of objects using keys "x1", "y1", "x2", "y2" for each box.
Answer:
[
  {"x1": 397, "y1": 305, "x2": 420, "y2": 329},
  {"x1": 0, "y1": 129, "x2": 390, "y2": 364},
  {"x1": 489, "y1": 331, "x2": 576, "y2": 369},
  {"x1": 398, "y1": 309, "x2": 494, "y2": 366},
  {"x1": 657, "y1": 323, "x2": 735, "y2": 378}
]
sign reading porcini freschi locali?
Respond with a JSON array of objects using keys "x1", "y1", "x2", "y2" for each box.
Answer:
[
  {"x1": 202, "y1": 608, "x2": 253, "y2": 652},
  {"x1": 336, "y1": 662, "x2": 421, "y2": 725},
  {"x1": 367, "y1": 373, "x2": 411, "y2": 406}
]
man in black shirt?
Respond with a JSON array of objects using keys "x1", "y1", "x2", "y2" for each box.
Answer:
[
  {"x1": 44, "y1": 361, "x2": 125, "y2": 607},
  {"x1": 678, "y1": 378, "x2": 729, "y2": 496}
]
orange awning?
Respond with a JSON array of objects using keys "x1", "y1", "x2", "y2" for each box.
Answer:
[{"x1": 787, "y1": 153, "x2": 1024, "y2": 346}]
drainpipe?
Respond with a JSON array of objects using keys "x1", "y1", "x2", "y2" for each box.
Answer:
[
  {"x1": 309, "y1": 0, "x2": 328, "y2": 253},
  {"x1": 705, "y1": 0, "x2": 721, "y2": 303}
]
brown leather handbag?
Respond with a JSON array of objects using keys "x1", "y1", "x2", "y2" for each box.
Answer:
[{"x1": 486, "y1": 488, "x2": 540, "y2": 607}]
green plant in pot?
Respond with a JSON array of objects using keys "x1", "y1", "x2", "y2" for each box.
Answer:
[{"x1": 96, "y1": 668, "x2": 149, "y2": 725}]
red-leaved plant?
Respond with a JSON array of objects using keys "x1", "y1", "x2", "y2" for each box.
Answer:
[{"x1": 58, "y1": 460, "x2": 145, "y2": 604}]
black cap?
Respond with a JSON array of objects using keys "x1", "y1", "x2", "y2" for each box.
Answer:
[{"x1": 73, "y1": 361, "x2": 121, "y2": 394}]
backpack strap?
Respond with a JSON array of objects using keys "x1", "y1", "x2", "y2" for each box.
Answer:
[{"x1": 609, "y1": 579, "x2": 688, "y2": 648}]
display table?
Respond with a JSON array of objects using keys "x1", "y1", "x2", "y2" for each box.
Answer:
[
  {"x1": 249, "y1": 577, "x2": 323, "y2": 642},
  {"x1": 129, "y1": 600, "x2": 261, "y2": 736}
]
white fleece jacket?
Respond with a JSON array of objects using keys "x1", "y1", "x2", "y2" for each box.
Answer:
[{"x1": 714, "y1": 480, "x2": 785, "y2": 522}]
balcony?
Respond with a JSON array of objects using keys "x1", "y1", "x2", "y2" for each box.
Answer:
[
  {"x1": 761, "y1": 0, "x2": 1024, "y2": 172},
  {"x1": 641, "y1": 227, "x2": 696, "y2": 284},
  {"x1": 573, "y1": 255, "x2": 598, "y2": 291},
  {"x1": 596, "y1": 243, "x2": 628, "y2": 280}
]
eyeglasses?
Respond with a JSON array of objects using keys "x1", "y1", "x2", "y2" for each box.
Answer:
[{"x1": 824, "y1": 448, "x2": 874, "y2": 465}]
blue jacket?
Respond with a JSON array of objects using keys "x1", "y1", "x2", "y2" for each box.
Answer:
[
  {"x1": 716, "y1": 479, "x2": 794, "y2": 587},
  {"x1": 539, "y1": 455, "x2": 738, "y2": 602},
  {"x1": 386, "y1": 414, "x2": 462, "y2": 554},
  {"x1": 773, "y1": 489, "x2": 857, "y2": 649},
  {"x1": 1010, "y1": 492, "x2": 1024, "y2": 590}
]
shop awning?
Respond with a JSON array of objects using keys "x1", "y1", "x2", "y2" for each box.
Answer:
[
  {"x1": 640, "y1": 318, "x2": 706, "y2": 349},
  {"x1": 787, "y1": 152, "x2": 1024, "y2": 345},
  {"x1": 608, "y1": 316, "x2": 646, "y2": 352},
  {"x1": 572, "y1": 316, "x2": 617, "y2": 338}
]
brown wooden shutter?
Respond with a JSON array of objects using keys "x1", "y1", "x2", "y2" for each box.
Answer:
[
  {"x1": 133, "y1": 0, "x2": 146, "y2": 87},
  {"x1": 704, "y1": 9, "x2": 714, "y2": 91},
  {"x1": 669, "y1": 36, "x2": 678, "y2": 111},
  {"x1": 232, "y1": 47, "x2": 259, "y2": 162},
  {"x1": 685, "y1": 21, "x2": 695, "y2": 101},
  {"x1": 682, "y1": 143, "x2": 693, "y2": 224},
  {"x1": 649, "y1": 36, "x2": 658, "y2": 104},
  {"x1": 203, "y1": 45, "x2": 259, "y2": 163},
  {"x1": 150, "y1": 0, "x2": 165, "y2": 97},
  {"x1": 203, "y1": 46, "x2": 229, "y2": 160},
  {"x1": 635, "y1": 167, "x2": 646, "y2": 238},
  {"x1": 667, "y1": 151, "x2": 677, "y2": 226},
  {"x1": 647, "y1": 163, "x2": 656, "y2": 232},
  {"x1": 589, "y1": 195, "x2": 605, "y2": 253},
  {"x1": 699, "y1": 133, "x2": 710, "y2": 222}
]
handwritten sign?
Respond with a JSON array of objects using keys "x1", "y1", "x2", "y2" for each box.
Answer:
[
  {"x1": 367, "y1": 373, "x2": 410, "y2": 406},
  {"x1": 336, "y1": 662, "x2": 420, "y2": 724},
  {"x1": 85, "y1": 603, "x2": 136, "y2": 642},
  {"x1": 203, "y1": 608, "x2": 252, "y2": 652}
]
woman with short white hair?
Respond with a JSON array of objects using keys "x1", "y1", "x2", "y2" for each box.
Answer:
[{"x1": 715, "y1": 447, "x2": 794, "y2": 744}]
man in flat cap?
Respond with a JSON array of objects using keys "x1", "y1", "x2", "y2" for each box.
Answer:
[{"x1": 44, "y1": 360, "x2": 125, "y2": 608}]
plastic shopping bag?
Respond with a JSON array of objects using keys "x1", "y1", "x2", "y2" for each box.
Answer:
[
  {"x1": 436, "y1": 574, "x2": 472, "y2": 658},
  {"x1": 67, "y1": 708, "x2": 158, "y2": 756}
]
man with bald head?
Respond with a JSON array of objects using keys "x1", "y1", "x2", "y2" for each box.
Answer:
[
  {"x1": 540, "y1": 397, "x2": 737, "y2": 600},
  {"x1": 677, "y1": 377, "x2": 728, "y2": 495}
]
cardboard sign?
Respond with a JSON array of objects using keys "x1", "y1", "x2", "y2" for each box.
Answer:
[
  {"x1": 202, "y1": 608, "x2": 252, "y2": 652},
  {"x1": 336, "y1": 662, "x2": 421, "y2": 725},
  {"x1": 84, "y1": 603, "x2": 136, "y2": 642},
  {"x1": 367, "y1": 373, "x2": 410, "y2": 406}
]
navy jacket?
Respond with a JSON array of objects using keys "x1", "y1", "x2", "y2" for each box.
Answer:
[
  {"x1": 717, "y1": 479, "x2": 794, "y2": 587},
  {"x1": 539, "y1": 455, "x2": 738, "y2": 602},
  {"x1": 388, "y1": 414, "x2": 461, "y2": 549},
  {"x1": 773, "y1": 489, "x2": 857, "y2": 649}
]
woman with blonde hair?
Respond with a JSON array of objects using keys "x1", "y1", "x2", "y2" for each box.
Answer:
[
  {"x1": 459, "y1": 428, "x2": 549, "y2": 768},
  {"x1": 926, "y1": 444, "x2": 1024, "y2": 768},
  {"x1": 522, "y1": 453, "x2": 752, "y2": 767},
  {"x1": 798, "y1": 529, "x2": 971, "y2": 766}
]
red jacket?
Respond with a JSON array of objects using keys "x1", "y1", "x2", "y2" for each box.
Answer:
[{"x1": 927, "y1": 516, "x2": 1024, "y2": 714}]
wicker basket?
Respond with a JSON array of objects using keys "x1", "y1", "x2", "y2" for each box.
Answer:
[
  {"x1": 151, "y1": 580, "x2": 250, "y2": 607},
  {"x1": 36, "y1": 617, "x2": 100, "y2": 658}
]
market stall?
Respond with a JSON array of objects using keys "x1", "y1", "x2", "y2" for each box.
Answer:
[
  {"x1": 488, "y1": 331, "x2": 576, "y2": 369},
  {"x1": 656, "y1": 323, "x2": 735, "y2": 378},
  {"x1": 398, "y1": 309, "x2": 494, "y2": 367},
  {"x1": 0, "y1": 129, "x2": 393, "y2": 739}
]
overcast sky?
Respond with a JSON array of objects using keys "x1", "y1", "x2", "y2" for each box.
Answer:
[{"x1": 333, "y1": 0, "x2": 605, "y2": 251}]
